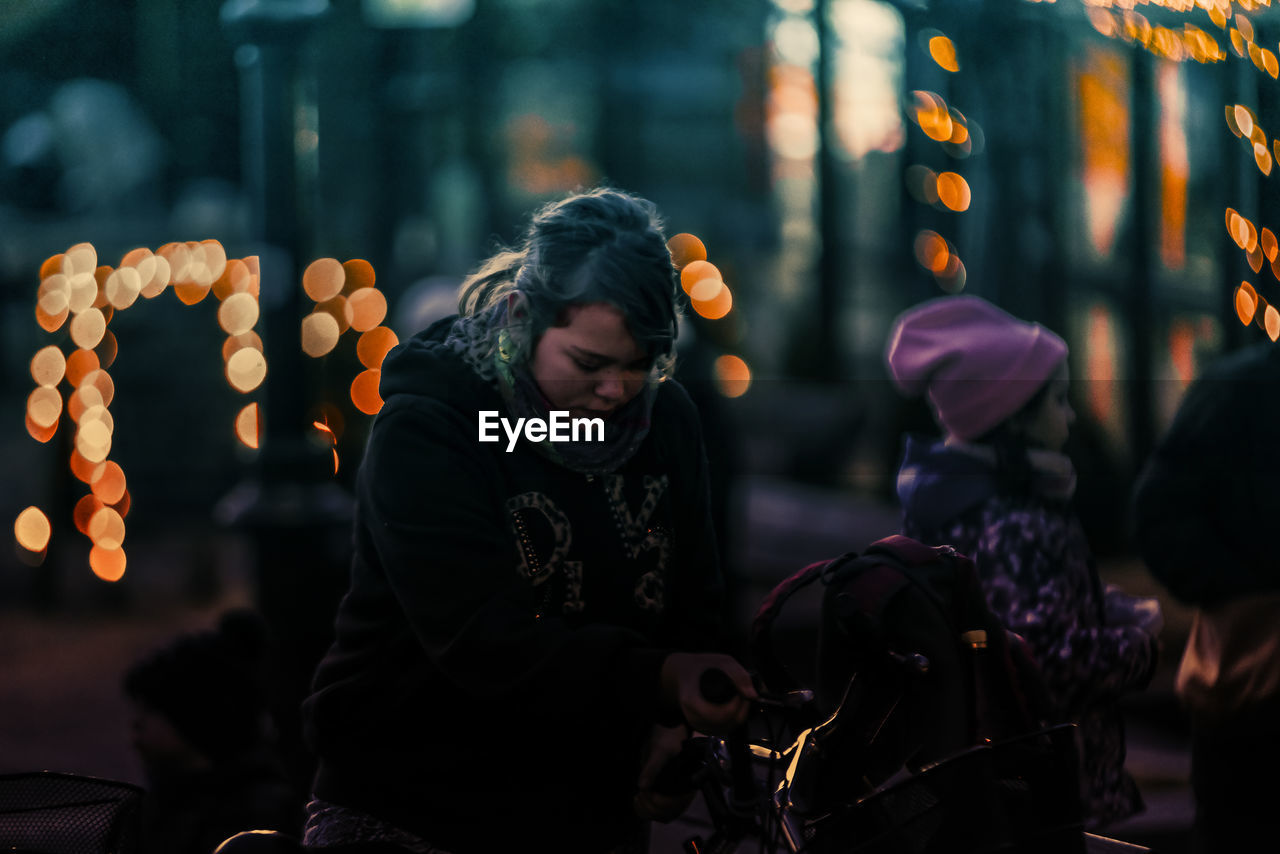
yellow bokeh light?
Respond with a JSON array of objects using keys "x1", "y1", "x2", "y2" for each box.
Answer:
[
  {"x1": 222, "y1": 331, "x2": 264, "y2": 364},
  {"x1": 67, "y1": 272, "x2": 98, "y2": 315},
  {"x1": 70, "y1": 308, "x2": 107, "y2": 350},
  {"x1": 235, "y1": 403, "x2": 261, "y2": 449},
  {"x1": 218, "y1": 292, "x2": 260, "y2": 336},
  {"x1": 140, "y1": 253, "x2": 171, "y2": 299},
  {"x1": 89, "y1": 544, "x2": 126, "y2": 582},
  {"x1": 1230, "y1": 27, "x2": 1246, "y2": 56},
  {"x1": 1267, "y1": 303, "x2": 1280, "y2": 342},
  {"x1": 27, "y1": 387, "x2": 62, "y2": 430},
  {"x1": 357, "y1": 326, "x2": 399, "y2": 370},
  {"x1": 38, "y1": 274, "x2": 71, "y2": 316},
  {"x1": 105, "y1": 267, "x2": 142, "y2": 310},
  {"x1": 348, "y1": 287, "x2": 388, "y2": 332},
  {"x1": 31, "y1": 345, "x2": 66, "y2": 387},
  {"x1": 227, "y1": 347, "x2": 268, "y2": 393},
  {"x1": 692, "y1": 284, "x2": 733, "y2": 320},
  {"x1": 14, "y1": 506, "x2": 51, "y2": 553},
  {"x1": 67, "y1": 385, "x2": 103, "y2": 425},
  {"x1": 301, "y1": 312, "x2": 341, "y2": 358},
  {"x1": 315, "y1": 296, "x2": 352, "y2": 334},
  {"x1": 667, "y1": 233, "x2": 708, "y2": 269},
  {"x1": 1236, "y1": 13, "x2": 1255, "y2": 43},
  {"x1": 680, "y1": 260, "x2": 721, "y2": 296},
  {"x1": 80, "y1": 369, "x2": 115, "y2": 407},
  {"x1": 351, "y1": 369, "x2": 384, "y2": 415},
  {"x1": 1234, "y1": 105, "x2": 1254, "y2": 139},
  {"x1": 75, "y1": 418, "x2": 112, "y2": 464},
  {"x1": 64, "y1": 242, "x2": 97, "y2": 277},
  {"x1": 712, "y1": 354, "x2": 751, "y2": 398},
  {"x1": 304, "y1": 257, "x2": 346, "y2": 302},
  {"x1": 689, "y1": 276, "x2": 724, "y2": 303},
  {"x1": 928, "y1": 35, "x2": 959, "y2": 73}
]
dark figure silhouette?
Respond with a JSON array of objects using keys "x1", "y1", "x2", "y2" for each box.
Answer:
[{"x1": 123, "y1": 609, "x2": 303, "y2": 854}]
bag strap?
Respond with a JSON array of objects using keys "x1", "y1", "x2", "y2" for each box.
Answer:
[{"x1": 749, "y1": 551, "x2": 859, "y2": 693}]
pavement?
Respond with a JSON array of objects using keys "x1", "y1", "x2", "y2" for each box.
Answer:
[{"x1": 0, "y1": 474, "x2": 1194, "y2": 853}]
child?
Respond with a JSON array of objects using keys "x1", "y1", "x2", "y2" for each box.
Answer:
[
  {"x1": 124, "y1": 609, "x2": 302, "y2": 854},
  {"x1": 884, "y1": 295, "x2": 1160, "y2": 829}
]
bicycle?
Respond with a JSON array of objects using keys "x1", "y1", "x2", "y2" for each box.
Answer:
[{"x1": 658, "y1": 667, "x2": 1154, "y2": 854}]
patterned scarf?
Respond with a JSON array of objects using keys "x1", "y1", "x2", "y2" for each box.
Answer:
[{"x1": 442, "y1": 303, "x2": 658, "y2": 475}]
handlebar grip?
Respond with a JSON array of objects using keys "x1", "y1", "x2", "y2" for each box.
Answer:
[{"x1": 699, "y1": 667, "x2": 739, "y2": 705}]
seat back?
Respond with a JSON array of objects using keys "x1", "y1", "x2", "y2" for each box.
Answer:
[{"x1": 0, "y1": 772, "x2": 143, "y2": 854}]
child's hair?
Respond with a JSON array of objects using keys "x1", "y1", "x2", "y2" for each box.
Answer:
[
  {"x1": 975, "y1": 379, "x2": 1056, "y2": 495},
  {"x1": 457, "y1": 187, "x2": 680, "y2": 378}
]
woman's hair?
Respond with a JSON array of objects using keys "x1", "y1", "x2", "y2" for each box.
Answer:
[
  {"x1": 974, "y1": 379, "x2": 1055, "y2": 495},
  {"x1": 457, "y1": 187, "x2": 680, "y2": 377}
]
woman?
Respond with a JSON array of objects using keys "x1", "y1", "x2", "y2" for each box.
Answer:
[
  {"x1": 883, "y1": 295, "x2": 1160, "y2": 829},
  {"x1": 301, "y1": 188, "x2": 753, "y2": 854}
]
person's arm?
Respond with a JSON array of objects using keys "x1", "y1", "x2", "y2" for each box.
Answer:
[
  {"x1": 978, "y1": 513, "x2": 1156, "y2": 711},
  {"x1": 1131, "y1": 370, "x2": 1273, "y2": 607}
]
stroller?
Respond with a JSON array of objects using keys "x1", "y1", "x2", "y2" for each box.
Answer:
[{"x1": 748, "y1": 534, "x2": 1146, "y2": 853}]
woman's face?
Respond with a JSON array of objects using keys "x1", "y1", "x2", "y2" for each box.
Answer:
[
  {"x1": 1018, "y1": 363, "x2": 1075, "y2": 453},
  {"x1": 528, "y1": 302, "x2": 651, "y2": 420}
]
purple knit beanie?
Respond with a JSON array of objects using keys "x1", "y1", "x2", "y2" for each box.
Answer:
[{"x1": 885, "y1": 295, "x2": 1068, "y2": 441}]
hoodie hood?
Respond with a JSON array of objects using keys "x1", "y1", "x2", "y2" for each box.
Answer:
[
  {"x1": 378, "y1": 315, "x2": 494, "y2": 412},
  {"x1": 896, "y1": 434, "x2": 1000, "y2": 532}
]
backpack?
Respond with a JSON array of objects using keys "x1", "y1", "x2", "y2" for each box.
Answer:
[{"x1": 750, "y1": 535, "x2": 1081, "y2": 851}]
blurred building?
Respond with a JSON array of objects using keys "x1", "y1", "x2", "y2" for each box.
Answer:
[{"x1": 0, "y1": 0, "x2": 1275, "y2": 599}]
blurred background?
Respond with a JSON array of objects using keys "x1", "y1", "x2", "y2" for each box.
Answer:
[{"x1": 0, "y1": 0, "x2": 1269, "y2": 846}]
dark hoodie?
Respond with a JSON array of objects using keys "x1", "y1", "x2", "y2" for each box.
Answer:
[{"x1": 303, "y1": 318, "x2": 723, "y2": 853}]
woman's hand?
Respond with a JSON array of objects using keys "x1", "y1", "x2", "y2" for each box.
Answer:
[{"x1": 659, "y1": 652, "x2": 756, "y2": 735}]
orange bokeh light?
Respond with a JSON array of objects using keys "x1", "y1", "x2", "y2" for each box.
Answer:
[
  {"x1": 357, "y1": 326, "x2": 399, "y2": 370},
  {"x1": 14, "y1": 506, "x2": 51, "y2": 553},
  {"x1": 304, "y1": 257, "x2": 346, "y2": 302},
  {"x1": 89, "y1": 544, "x2": 126, "y2": 582},
  {"x1": 351, "y1": 369, "x2": 384, "y2": 415},
  {"x1": 667, "y1": 233, "x2": 708, "y2": 269},
  {"x1": 235, "y1": 403, "x2": 261, "y2": 450},
  {"x1": 90, "y1": 461, "x2": 127, "y2": 505},
  {"x1": 342, "y1": 259, "x2": 376, "y2": 294},
  {"x1": 713, "y1": 354, "x2": 751, "y2": 398},
  {"x1": 348, "y1": 287, "x2": 388, "y2": 332}
]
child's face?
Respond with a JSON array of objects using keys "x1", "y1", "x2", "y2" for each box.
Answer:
[
  {"x1": 1019, "y1": 363, "x2": 1075, "y2": 453},
  {"x1": 128, "y1": 700, "x2": 208, "y2": 777}
]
